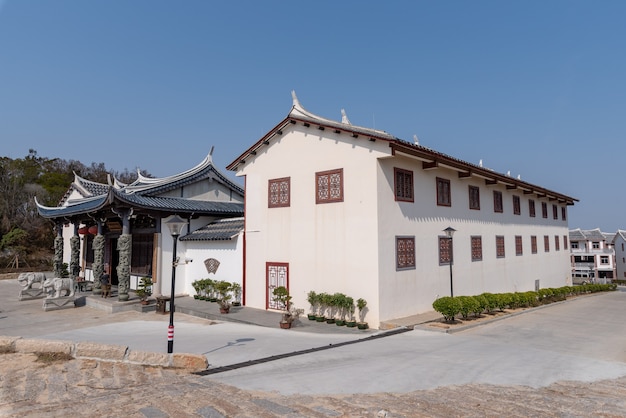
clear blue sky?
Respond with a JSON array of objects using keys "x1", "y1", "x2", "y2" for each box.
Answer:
[{"x1": 1, "y1": 1, "x2": 624, "y2": 231}]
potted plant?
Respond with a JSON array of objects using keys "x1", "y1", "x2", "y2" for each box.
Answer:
[
  {"x1": 136, "y1": 277, "x2": 153, "y2": 305},
  {"x1": 306, "y1": 291, "x2": 318, "y2": 320},
  {"x1": 326, "y1": 293, "x2": 338, "y2": 324},
  {"x1": 230, "y1": 282, "x2": 242, "y2": 306},
  {"x1": 334, "y1": 293, "x2": 348, "y2": 326},
  {"x1": 316, "y1": 292, "x2": 330, "y2": 322},
  {"x1": 345, "y1": 296, "x2": 356, "y2": 327},
  {"x1": 273, "y1": 286, "x2": 296, "y2": 329},
  {"x1": 357, "y1": 297, "x2": 368, "y2": 329},
  {"x1": 205, "y1": 279, "x2": 217, "y2": 302},
  {"x1": 214, "y1": 280, "x2": 233, "y2": 313}
]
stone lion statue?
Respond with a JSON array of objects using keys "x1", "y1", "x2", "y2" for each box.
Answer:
[
  {"x1": 43, "y1": 277, "x2": 75, "y2": 299},
  {"x1": 17, "y1": 272, "x2": 47, "y2": 290}
]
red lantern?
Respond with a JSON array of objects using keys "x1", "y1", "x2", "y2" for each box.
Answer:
[
  {"x1": 88, "y1": 225, "x2": 98, "y2": 235},
  {"x1": 78, "y1": 226, "x2": 89, "y2": 235}
]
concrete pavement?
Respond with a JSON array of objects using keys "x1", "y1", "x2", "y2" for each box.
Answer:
[{"x1": 2, "y1": 278, "x2": 626, "y2": 397}]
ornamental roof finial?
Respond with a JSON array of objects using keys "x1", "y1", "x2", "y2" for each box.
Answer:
[
  {"x1": 341, "y1": 109, "x2": 351, "y2": 125},
  {"x1": 291, "y1": 90, "x2": 301, "y2": 108}
]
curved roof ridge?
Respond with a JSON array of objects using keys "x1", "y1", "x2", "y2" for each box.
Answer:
[
  {"x1": 122, "y1": 153, "x2": 213, "y2": 194},
  {"x1": 289, "y1": 90, "x2": 395, "y2": 139}
]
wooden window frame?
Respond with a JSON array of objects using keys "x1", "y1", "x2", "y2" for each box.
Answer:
[
  {"x1": 316, "y1": 168, "x2": 344, "y2": 204},
  {"x1": 563, "y1": 235, "x2": 568, "y2": 250},
  {"x1": 544, "y1": 235, "x2": 550, "y2": 252},
  {"x1": 396, "y1": 236, "x2": 416, "y2": 270},
  {"x1": 561, "y1": 206, "x2": 567, "y2": 221},
  {"x1": 493, "y1": 190, "x2": 503, "y2": 213},
  {"x1": 529, "y1": 199, "x2": 536, "y2": 217},
  {"x1": 515, "y1": 235, "x2": 523, "y2": 256},
  {"x1": 531, "y1": 235, "x2": 538, "y2": 254},
  {"x1": 541, "y1": 202, "x2": 548, "y2": 218},
  {"x1": 513, "y1": 195, "x2": 521, "y2": 215},
  {"x1": 496, "y1": 235, "x2": 505, "y2": 258},
  {"x1": 436, "y1": 177, "x2": 451, "y2": 207},
  {"x1": 471, "y1": 236, "x2": 482, "y2": 261},
  {"x1": 394, "y1": 168, "x2": 414, "y2": 202},
  {"x1": 468, "y1": 185, "x2": 480, "y2": 210},
  {"x1": 552, "y1": 204, "x2": 558, "y2": 220},
  {"x1": 268, "y1": 177, "x2": 291, "y2": 208},
  {"x1": 555, "y1": 235, "x2": 560, "y2": 251}
]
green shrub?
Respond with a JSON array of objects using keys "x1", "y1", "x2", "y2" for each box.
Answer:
[
  {"x1": 480, "y1": 293, "x2": 499, "y2": 313},
  {"x1": 457, "y1": 296, "x2": 481, "y2": 319},
  {"x1": 432, "y1": 296, "x2": 461, "y2": 321},
  {"x1": 473, "y1": 294, "x2": 489, "y2": 316}
]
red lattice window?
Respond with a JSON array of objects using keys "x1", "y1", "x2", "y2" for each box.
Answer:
[
  {"x1": 469, "y1": 185, "x2": 480, "y2": 210},
  {"x1": 544, "y1": 235, "x2": 550, "y2": 252},
  {"x1": 394, "y1": 168, "x2": 414, "y2": 202},
  {"x1": 266, "y1": 262, "x2": 288, "y2": 310},
  {"x1": 513, "y1": 195, "x2": 521, "y2": 215},
  {"x1": 561, "y1": 206, "x2": 567, "y2": 221},
  {"x1": 496, "y1": 235, "x2": 505, "y2": 258},
  {"x1": 552, "y1": 204, "x2": 558, "y2": 220},
  {"x1": 493, "y1": 191, "x2": 503, "y2": 213},
  {"x1": 316, "y1": 168, "x2": 343, "y2": 204},
  {"x1": 471, "y1": 236, "x2": 482, "y2": 261},
  {"x1": 515, "y1": 235, "x2": 523, "y2": 256},
  {"x1": 563, "y1": 235, "x2": 568, "y2": 250},
  {"x1": 436, "y1": 177, "x2": 451, "y2": 207},
  {"x1": 439, "y1": 236, "x2": 452, "y2": 265},
  {"x1": 531, "y1": 235, "x2": 538, "y2": 254},
  {"x1": 396, "y1": 236, "x2": 416, "y2": 270},
  {"x1": 542, "y1": 202, "x2": 548, "y2": 218},
  {"x1": 529, "y1": 199, "x2": 536, "y2": 217},
  {"x1": 268, "y1": 177, "x2": 290, "y2": 208}
]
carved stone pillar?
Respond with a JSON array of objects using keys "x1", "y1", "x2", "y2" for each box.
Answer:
[
  {"x1": 53, "y1": 222, "x2": 64, "y2": 278},
  {"x1": 116, "y1": 209, "x2": 132, "y2": 301},
  {"x1": 70, "y1": 223, "x2": 80, "y2": 280},
  {"x1": 92, "y1": 221, "x2": 105, "y2": 295}
]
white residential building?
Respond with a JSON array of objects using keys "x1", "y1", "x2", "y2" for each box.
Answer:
[{"x1": 569, "y1": 228, "x2": 615, "y2": 284}]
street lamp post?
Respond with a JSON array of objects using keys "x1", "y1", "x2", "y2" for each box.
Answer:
[
  {"x1": 165, "y1": 215, "x2": 187, "y2": 354},
  {"x1": 443, "y1": 226, "x2": 456, "y2": 297}
]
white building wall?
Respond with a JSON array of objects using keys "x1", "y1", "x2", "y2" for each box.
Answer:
[
  {"x1": 239, "y1": 125, "x2": 389, "y2": 323},
  {"x1": 376, "y1": 156, "x2": 571, "y2": 323}
]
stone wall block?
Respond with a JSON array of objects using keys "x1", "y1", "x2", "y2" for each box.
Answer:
[
  {"x1": 127, "y1": 350, "x2": 170, "y2": 367},
  {"x1": 15, "y1": 338, "x2": 73, "y2": 355},
  {"x1": 172, "y1": 353, "x2": 209, "y2": 372},
  {"x1": 75, "y1": 342, "x2": 128, "y2": 361}
]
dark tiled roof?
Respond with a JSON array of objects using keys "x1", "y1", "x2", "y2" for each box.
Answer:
[
  {"x1": 36, "y1": 195, "x2": 110, "y2": 218},
  {"x1": 180, "y1": 218, "x2": 244, "y2": 241},
  {"x1": 114, "y1": 190, "x2": 244, "y2": 215}
]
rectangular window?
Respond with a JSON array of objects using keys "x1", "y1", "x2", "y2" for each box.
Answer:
[
  {"x1": 471, "y1": 236, "x2": 482, "y2": 261},
  {"x1": 531, "y1": 236, "x2": 538, "y2": 254},
  {"x1": 316, "y1": 168, "x2": 343, "y2": 204},
  {"x1": 542, "y1": 202, "x2": 548, "y2": 218},
  {"x1": 468, "y1": 185, "x2": 480, "y2": 210},
  {"x1": 394, "y1": 168, "x2": 414, "y2": 202},
  {"x1": 601, "y1": 256, "x2": 609, "y2": 264},
  {"x1": 396, "y1": 237, "x2": 416, "y2": 270},
  {"x1": 513, "y1": 195, "x2": 521, "y2": 215},
  {"x1": 544, "y1": 235, "x2": 550, "y2": 252},
  {"x1": 561, "y1": 206, "x2": 567, "y2": 221},
  {"x1": 493, "y1": 191, "x2": 503, "y2": 213},
  {"x1": 552, "y1": 204, "x2": 558, "y2": 220},
  {"x1": 529, "y1": 199, "x2": 536, "y2": 217},
  {"x1": 563, "y1": 235, "x2": 568, "y2": 250},
  {"x1": 437, "y1": 177, "x2": 451, "y2": 207},
  {"x1": 571, "y1": 242, "x2": 579, "y2": 249},
  {"x1": 268, "y1": 177, "x2": 290, "y2": 208},
  {"x1": 496, "y1": 236, "x2": 505, "y2": 258},
  {"x1": 555, "y1": 235, "x2": 560, "y2": 251},
  {"x1": 592, "y1": 242, "x2": 600, "y2": 249},
  {"x1": 515, "y1": 236, "x2": 523, "y2": 256},
  {"x1": 439, "y1": 236, "x2": 452, "y2": 265}
]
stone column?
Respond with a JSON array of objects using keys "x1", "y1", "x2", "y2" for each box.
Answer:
[
  {"x1": 70, "y1": 223, "x2": 81, "y2": 280},
  {"x1": 53, "y1": 222, "x2": 64, "y2": 278},
  {"x1": 92, "y1": 221, "x2": 105, "y2": 296},
  {"x1": 116, "y1": 210, "x2": 132, "y2": 301}
]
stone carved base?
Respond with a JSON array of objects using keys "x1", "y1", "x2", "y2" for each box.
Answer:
[
  {"x1": 43, "y1": 296, "x2": 76, "y2": 312},
  {"x1": 19, "y1": 288, "x2": 45, "y2": 301}
]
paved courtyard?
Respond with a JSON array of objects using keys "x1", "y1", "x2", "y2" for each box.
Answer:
[{"x1": 1, "y1": 278, "x2": 625, "y2": 417}]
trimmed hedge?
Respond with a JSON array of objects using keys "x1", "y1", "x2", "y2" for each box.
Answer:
[{"x1": 432, "y1": 283, "x2": 616, "y2": 322}]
